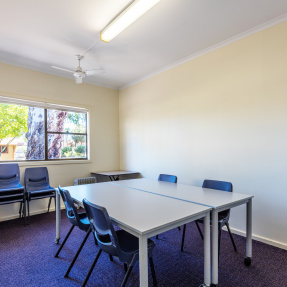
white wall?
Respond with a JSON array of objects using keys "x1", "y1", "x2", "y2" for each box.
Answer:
[
  {"x1": 119, "y1": 21, "x2": 287, "y2": 248},
  {"x1": 0, "y1": 63, "x2": 119, "y2": 220}
]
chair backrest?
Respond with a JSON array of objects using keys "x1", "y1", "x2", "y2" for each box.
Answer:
[
  {"x1": 58, "y1": 186, "x2": 88, "y2": 231},
  {"x1": 24, "y1": 167, "x2": 50, "y2": 191},
  {"x1": 74, "y1": 177, "x2": 96, "y2": 186},
  {"x1": 158, "y1": 174, "x2": 177, "y2": 183},
  {"x1": 202, "y1": 179, "x2": 232, "y2": 192},
  {"x1": 202, "y1": 179, "x2": 232, "y2": 219},
  {"x1": 0, "y1": 163, "x2": 22, "y2": 190},
  {"x1": 83, "y1": 198, "x2": 123, "y2": 258}
]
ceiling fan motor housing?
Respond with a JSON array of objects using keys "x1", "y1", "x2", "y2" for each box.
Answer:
[{"x1": 74, "y1": 71, "x2": 85, "y2": 78}]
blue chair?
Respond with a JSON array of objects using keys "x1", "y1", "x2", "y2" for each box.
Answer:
[
  {"x1": 0, "y1": 163, "x2": 26, "y2": 224},
  {"x1": 82, "y1": 199, "x2": 157, "y2": 287},
  {"x1": 56, "y1": 187, "x2": 99, "y2": 278},
  {"x1": 158, "y1": 174, "x2": 177, "y2": 183},
  {"x1": 24, "y1": 167, "x2": 56, "y2": 222},
  {"x1": 181, "y1": 179, "x2": 237, "y2": 257},
  {"x1": 156, "y1": 174, "x2": 178, "y2": 239}
]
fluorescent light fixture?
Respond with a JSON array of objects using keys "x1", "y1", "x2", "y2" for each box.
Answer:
[{"x1": 101, "y1": 0, "x2": 160, "y2": 42}]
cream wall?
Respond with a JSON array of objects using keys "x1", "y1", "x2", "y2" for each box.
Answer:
[
  {"x1": 119, "y1": 21, "x2": 287, "y2": 248},
  {"x1": 0, "y1": 62, "x2": 119, "y2": 220}
]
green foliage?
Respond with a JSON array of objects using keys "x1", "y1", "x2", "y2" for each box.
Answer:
[
  {"x1": 72, "y1": 134, "x2": 86, "y2": 145},
  {"x1": 75, "y1": 145, "x2": 86, "y2": 155},
  {"x1": 61, "y1": 146, "x2": 72, "y2": 157},
  {"x1": 0, "y1": 103, "x2": 29, "y2": 140}
]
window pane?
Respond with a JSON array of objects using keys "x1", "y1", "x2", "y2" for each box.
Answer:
[
  {"x1": 0, "y1": 103, "x2": 45, "y2": 161},
  {"x1": 26, "y1": 107, "x2": 45, "y2": 160},
  {"x1": 47, "y1": 110, "x2": 86, "y2": 134},
  {"x1": 48, "y1": 134, "x2": 87, "y2": 159}
]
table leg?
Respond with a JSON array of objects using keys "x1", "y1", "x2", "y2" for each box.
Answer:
[
  {"x1": 245, "y1": 198, "x2": 252, "y2": 266},
  {"x1": 211, "y1": 210, "x2": 218, "y2": 286},
  {"x1": 204, "y1": 212, "x2": 211, "y2": 286},
  {"x1": 55, "y1": 189, "x2": 61, "y2": 244},
  {"x1": 139, "y1": 234, "x2": 148, "y2": 287}
]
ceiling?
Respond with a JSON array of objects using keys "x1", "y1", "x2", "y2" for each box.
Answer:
[{"x1": 0, "y1": 0, "x2": 287, "y2": 90}]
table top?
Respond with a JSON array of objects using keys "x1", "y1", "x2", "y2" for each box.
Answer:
[
  {"x1": 110, "y1": 178, "x2": 254, "y2": 210},
  {"x1": 63, "y1": 182, "x2": 211, "y2": 236},
  {"x1": 91, "y1": 170, "x2": 139, "y2": 176}
]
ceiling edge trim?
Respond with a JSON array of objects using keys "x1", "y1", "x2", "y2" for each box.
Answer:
[
  {"x1": 120, "y1": 13, "x2": 287, "y2": 90},
  {"x1": 0, "y1": 60, "x2": 118, "y2": 91}
]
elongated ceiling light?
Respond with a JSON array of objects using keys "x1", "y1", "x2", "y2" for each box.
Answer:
[{"x1": 101, "y1": 0, "x2": 160, "y2": 42}]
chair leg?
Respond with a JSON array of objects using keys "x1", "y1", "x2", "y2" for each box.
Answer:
[
  {"x1": 124, "y1": 263, "x2": 127, "y2": 273},
  {"x1": 178, "y1": 226, "x2": 181, "y2": 231},
  {"x1": 156, "y1": 235, "x2": 159, "y2": 239},
  {"x1": 19, "y1": 202, "x2": 22, "y2": 218},
  {"x1": 121, "y1": 264, "x2": 134, "y2": 287},
  {"x1": 225, "y1": 222, "x2": 237, "y2": 252},
  {"x1": 48, "y1": 197, "x2": 52, "y2": 212},
  {"x1": 23, "y1": 197, "x2": 27, "y2": 226},
  {"x1": 27, "y1": 199, "x2": 30, "y2": 225},
  {"x1": 109, "y1": 255, "x2": 113, "y2": 262},
  {"x1": 149, "y1": 257, "x2": 157, "y2": 286},
  {"x1": 65, "y1": 229, "x2": 91, "y2": 277},
  {"x1": 55, "y1": 225, "x2": 75, "y2": 257},
  {"x1": 82, "y1": 249, "x2": 102, "y2": 287},
  {"x1": 181, "y1": 224, "x2": 186, "y2": 252},
  {"x1": 195, "y1": 221, "x2": 204, "y2": 240},
  {"x1": 93, "y1": 233, "x2": 98, "y2": 246}
]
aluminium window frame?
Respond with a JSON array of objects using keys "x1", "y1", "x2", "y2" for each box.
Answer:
[{"x1": 0, "y1": 96, "x2": 89, "y2": 162}]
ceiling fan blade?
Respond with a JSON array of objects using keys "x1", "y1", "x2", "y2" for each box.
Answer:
[
  {"x1": 75, "y1": 77, "x2": 83, "y2": 84},
  {"x1": 52, "y1": 66, "x2": 74, "y2": 73},
  {"x1": 85, "y1": 68, "x2": 104, "y2": 76}
]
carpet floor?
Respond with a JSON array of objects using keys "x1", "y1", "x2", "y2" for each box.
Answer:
[{"x1": 0, "y1": 210, "x2": 286, "y2": 287}]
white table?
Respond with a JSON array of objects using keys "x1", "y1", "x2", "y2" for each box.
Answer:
[
  {"x1": 55, "y1": 182, "x2": 212, "y2": 287},
  {"x1": 111, "y1": 178, "x2": 254, "y2": 286}
]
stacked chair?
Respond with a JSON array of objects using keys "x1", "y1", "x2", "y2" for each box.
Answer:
[
  {"x1": 0, "y1": 163, "x2": 26, "y2": 224},
  {"x1": 24, "y1": 167, "x2": 56, "y2": 223}
]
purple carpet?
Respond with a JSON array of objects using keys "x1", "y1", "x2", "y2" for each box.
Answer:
[{"x1": 0, "y1": 210, "x2": 286, "y2": 287}]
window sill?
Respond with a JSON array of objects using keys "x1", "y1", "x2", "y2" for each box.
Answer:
[{"x1": 17, "y1": 160, "x2": 91, "y2": 167}]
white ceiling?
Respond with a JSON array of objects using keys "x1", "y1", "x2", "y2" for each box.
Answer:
[{"x1": 1, "y1": 0, "x2": 287, "y2": 90}]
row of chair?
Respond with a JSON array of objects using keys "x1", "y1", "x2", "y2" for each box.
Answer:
[
  {"x1": 0, "y1": 163, "x2": 55, "y2": 224},
  {"x1": 158, "y1": 174, "x2": 237, "y2": 257},
  {"x1": 55, "y1": 186, "x2": 157, "y2": 287}
]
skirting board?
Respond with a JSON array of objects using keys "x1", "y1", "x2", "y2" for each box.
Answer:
[
  {"x1": 222, "y1": 226, "x2": 287, "y2": 251},
  {"x1": 0, "y1": 204, "x2": 66, "y2": 222}
]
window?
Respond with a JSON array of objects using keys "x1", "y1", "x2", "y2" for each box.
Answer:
[
  {"x1": 0, "y1": 146, "x2": 8, "y2": 153},
  {"x1": 0, "y1": 100, "x2": 88, "y2": 161}
]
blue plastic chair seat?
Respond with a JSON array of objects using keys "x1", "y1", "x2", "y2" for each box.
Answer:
[
  {"x1": 0, "y1": 163, "x2": 26, "y2": 223},
  {"x1": 117, "y1": 229, "x2": 155, "y2": 255}
]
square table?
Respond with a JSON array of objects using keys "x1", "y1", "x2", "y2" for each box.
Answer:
[
  {"x1": 55, "y1": 182, "x2": 212, "y2": 287},
  {"x1": 110, "y1": 178, "x2": 254, "y2": 286}
]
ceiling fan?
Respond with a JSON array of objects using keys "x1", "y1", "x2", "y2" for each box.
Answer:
[{"x1": 52, "y1": 55, "x2": 104, "y2": 84}]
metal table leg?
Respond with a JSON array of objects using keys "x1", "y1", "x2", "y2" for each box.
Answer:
[
  {"x1": 211, "y1": 210, "x2": 218, "y2": 286},
  {"x1": 55, "y1": 189, "x2": 61, "y2": 244},
  {"x1": 245, "y1": 198, "x2": 252, "y2": 266},
  {"x1": 204, "y1": 212, "x2": 211, "y2": 286},
  {"x1": 139, "y1": 234, "x2": 148, "y2": 287}
]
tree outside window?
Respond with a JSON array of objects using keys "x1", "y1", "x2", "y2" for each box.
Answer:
[{"x1": 0, "y1": 102, "x2": 88, "y2": 161}]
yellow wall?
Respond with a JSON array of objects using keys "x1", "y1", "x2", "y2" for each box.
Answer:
[
  {"x1": 119, "y1": 21, "x2": 287, "y2": 247},
  {"x1": 0, "y1": 63, "x2": 119, "y2": 219}
]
